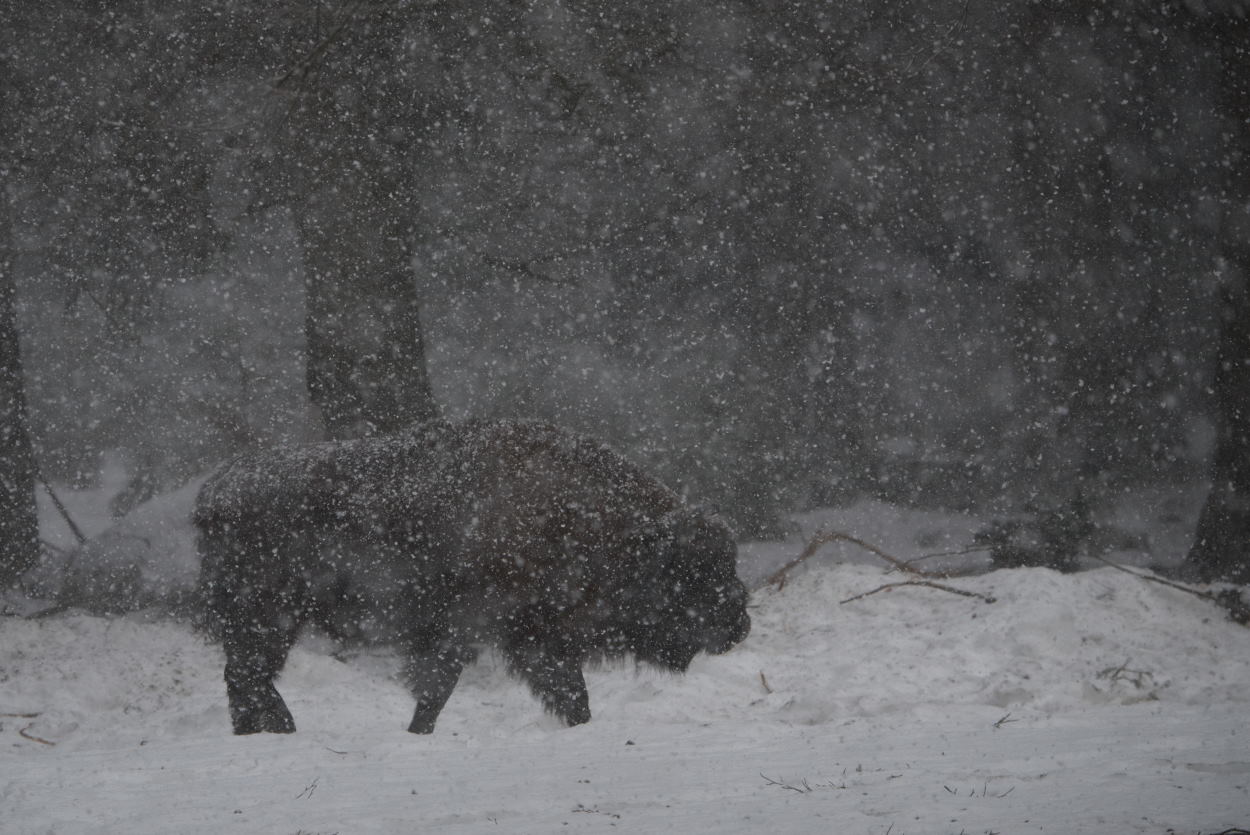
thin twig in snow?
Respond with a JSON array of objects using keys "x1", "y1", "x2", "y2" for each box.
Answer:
[
  {"x1": 764, "y1": 529, "x2": 934, "y2": 590},
  {"x1": 40, "y1": 476, "x2": 87, "y2": 545},
  {"x1": 295, "y1": 776, "x2": 320, "y2": 800},
  {"x1": 18, "y1": 724, "x2": 55, "y2": 746},
  {"x1": 273, "y1": 0, "x2": 365, "y2": 91},
  {"x1": 1091, "y1": 555, "x2": 1250, "y2": 626},
  {"x1": 839, "y1": 580, "x2": 996, "y2": 605}
]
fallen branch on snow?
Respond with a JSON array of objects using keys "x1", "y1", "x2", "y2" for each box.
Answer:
[
  {"x1": 1091, "y1": 555, "x2": 1249, "y2": 627},
  {"x1": 18, "y1": 723, "x2": 55, "y2": 746},
  {"x1": 762, "y1": 529, "x2": 993, "y2": 605},
  {"x1": 760, "y1": 773, "x2": 837, "y2": 794},
  {"x1": 840, "y1": 580, "x2": 996, "y2": 605},
  {"x1": 763, "y1": 529, "x2": 990, "y2": 591},
  {"x1": 40, "y1": 476, "x2": 87, "y2": 545},
  {"x1": 764, "y1": 530, "x2": 924, "y2": 589}
]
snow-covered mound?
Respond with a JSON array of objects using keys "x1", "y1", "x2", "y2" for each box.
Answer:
[
  {"x1": 2, "y1": 555, "x2": 1247, "y2": 833},
  {"x1": 21, "y1": 477, "x2": 205, "y2": 615}
]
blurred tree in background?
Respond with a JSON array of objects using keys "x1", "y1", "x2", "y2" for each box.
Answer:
[
  {"x1": 1, "y1": 213, "x2": 39, "y2": 586},
  {"x1": 1185, "y1": 0, "x2": 1250, "y2": 582},
  {"x1": 2, "y1": 6, "x2": 49, "y2": 583},
  {"x1": 5, "y1": 0, "x2": 1248, "y2": 539}
]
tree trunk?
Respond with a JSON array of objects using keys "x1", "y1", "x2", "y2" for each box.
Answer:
[
  {"x1": 268, "y1": 6, "x2": 439, "y2": 442},
  {"x1": 1187, "y1": 287, "x2": 1250, "y2": 583},
  {"x1": 298, "y1": 191, "x2": 438, "y2": 440},
  {"x1": 0, "y1": 223, "x2": 40, "y2": 588},
  {"x1": 1184, "y1": 12, "x2": 1250, "y2": 584}
]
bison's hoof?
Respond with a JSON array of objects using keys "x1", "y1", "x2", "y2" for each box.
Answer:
[
  {"x1": 232, "y1": 709, "x2": 296, "y2": 735},
  {"x1": 233, "y1": 724, "x2": 296, "y2": 736},
  {"x1": 561, "y1": 705, "x2": 591, "y2": 727},
  {"x1": 407, "y1": 715, "x2": 438, "y2": 734}
]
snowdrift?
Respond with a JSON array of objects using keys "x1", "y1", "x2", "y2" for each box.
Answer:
[{"x1": 4, "y1": 515, "x2": 1248, "y2": 832}]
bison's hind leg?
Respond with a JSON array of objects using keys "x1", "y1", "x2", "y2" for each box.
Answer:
[
  {"x1": 227, "y1": 672, "x2": 295, "y2": 735},
  {"x1": 221, "y1": 607, "x2": 302, "y2": 735},
  {"x1": 211, "y1": 559, "x2": 305, "y2": 734},
  {"x1": 199, "y1": 522, "x2": 304, "y2": 734},
  {"x1": 502, "y1": 628, "x2": 591, "y2": 728}
]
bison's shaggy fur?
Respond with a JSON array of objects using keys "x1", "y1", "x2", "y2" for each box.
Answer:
[{"x1": 194, "y1": 420, "x2": 751, "y2": 735}]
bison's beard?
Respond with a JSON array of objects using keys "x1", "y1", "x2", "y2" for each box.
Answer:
[
  {"x1": 623, "y1": 591, "x2": 752, "y2": 673},
  {"x1": 606, "y1": 507, "x2": 752, "y2": 673},
  {"x1": 704, "y1": 607, "x2": 752, "y2": 655},
  {"x1": 632, "y1": 635, "x2": 702, "y2": 672}
]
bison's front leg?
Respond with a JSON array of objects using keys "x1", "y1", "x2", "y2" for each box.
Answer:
[
  {"x1": 503, "y1": 634, "x2": 591, "y2": 727},
  {"x1": 402, "y1": 629, "x2": 475, "y2": 734}
]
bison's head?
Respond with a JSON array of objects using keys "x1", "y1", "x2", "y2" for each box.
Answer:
[{"x1": 619, "y1": 508, "x2": 751, "y2": 672}]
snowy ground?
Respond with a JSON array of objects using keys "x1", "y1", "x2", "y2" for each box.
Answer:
[{"x1": 2, "y1": 479, "x2": 1248, "y2": 833}]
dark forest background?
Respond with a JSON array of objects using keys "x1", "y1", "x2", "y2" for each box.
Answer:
[{"x1": 2, "y1": 0, "x2": 1247, "y2": 563}]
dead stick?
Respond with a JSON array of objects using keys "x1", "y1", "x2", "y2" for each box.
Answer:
[
  {"x1": 1090, "y1": 555, "x2": 1210, "y2": 597},
  {"x1": 18, "y1": 724, "x2": 55, "y2": 746},
  {"x1": 273, "y1": 0, "x2": 365, "y2": 90},
  {"x1": 39, "y1": 539, "x2": 69, "y2": 557},
  {"x1": 1090, "y1": 555, "x2": 1249, "y2": 626},
  {"x1": 901, "y1": 545, "x2": 994, "y2": 565},
  {"x1": 840, "y1": 580, "x2": 996, "y2": 605},
  {"x1": 765, "y1": 530, "x2": 940, "y2": 589},
  {"x1": 39, "y1": 476, "x2": 87, "y2": 545}
]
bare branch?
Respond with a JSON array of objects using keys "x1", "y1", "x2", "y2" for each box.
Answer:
[
  {"x1": 273, "y1": 0, "x2": 366, "y2": 92},
  {"x1": 764, "y1": 529, "x2": 948, "y2": 590},
  {"x1": 1091, "y1": 555, "x2": 1249, "y2": 627},
  {"x1": 1091, "y1": 555, "x2": 1205, "y2": 596},
  {"x1": 295, "y1": 776, "x2": 320, "y2": 800},
  {"x1": 18, "y1": 724, "x2": 55, "y2": 746},
  {"x1": 39, "y1": 476, "x2": 87, "y2": 545},
  {"x1": 900, "y1": 544, "x2": 994, "y2": 564},
  {"x1": 897, "y1": 0, "x2": 972, "y2": 79},
  {"x1": 839, "y1": 580, "x2": 996, "y2": 605},
  {"x1": 39, "y1": 539, "x2": 69, "y2": 557}
]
